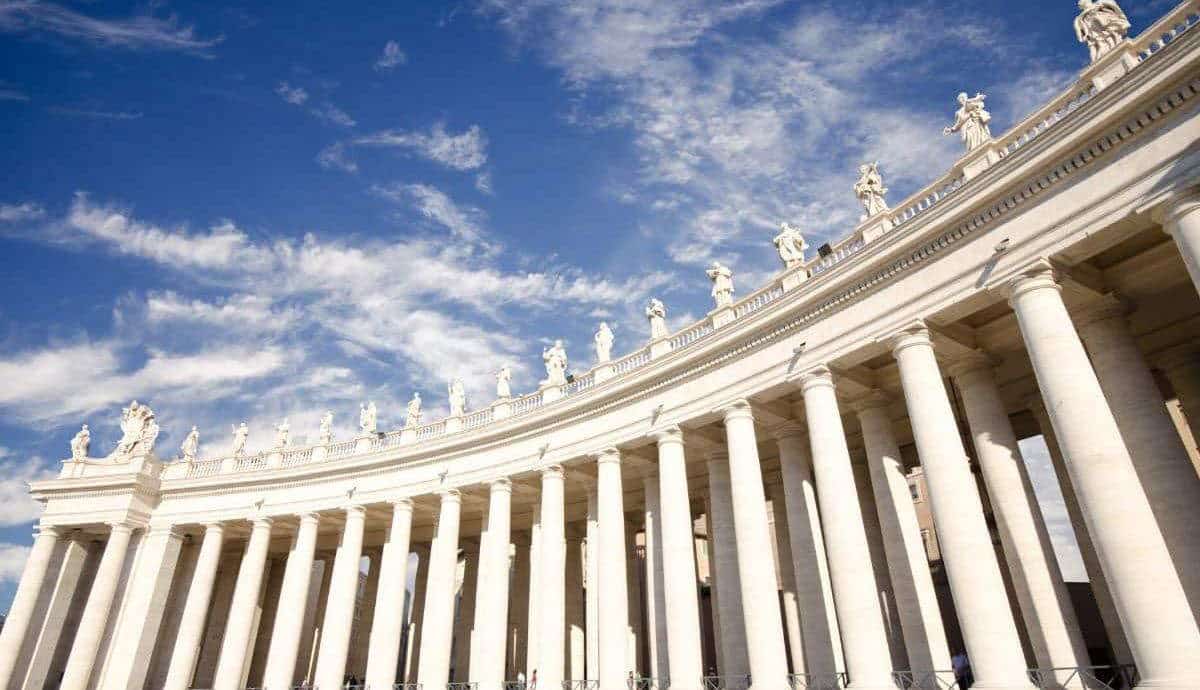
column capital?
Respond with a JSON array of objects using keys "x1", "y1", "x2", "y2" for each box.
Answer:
[
  {"x1": 846, "y1": 391, "x2": 891, "y2": 416},
  {"x1": 108, "y1": 522, "x2": 136, "y2": 536},
  {"x1": 439, "y1": 489, "x2": 462, "y2": 504},
  {"x1": 888, "y1": 320, "x2": 934, "y2": 357},
  {"x1": 770, "y1": 421, "x2": 808, "y2": 440},
  {"x1": 296, "y1": 512, "x2": 321, "y2": 527},
  {"x1": 487, "y1": 477, "x2": 513, "y2": 494},
  {"x1": 344, "y1": 505, "x2": 367, "y2": 520},
  {"x1": 202, "y1": 521, "x2": 227, "y2": 535},
  {"x1": 1072, "y1": 293, "x2": 1130, "y2": 332},
  {"x1": 592, "y1": 447, "x2": 621, "y2": 465},
  {"x1": 250, "y1": 516, "x2": 274, "y2": 530},
  {"x1": 541, "y1": 464, "x2": 566, "y2": 480},
  {"x1": 1004, "y1": 258, "x2": 1061, "y2": 304},
  {"x1": 652, "y1": 425, "x2": 684, "y2": 446},
  {"x1": 389, "y1": 497, "x2": 415, "y2": 511},
  {"x1": 34, "y1": 523, "x2": 62, "y2": 539},
  {"x1": 797, "y1": 364, "x2": 835, "y2": 392},
  {"x1": 717, "y1": 398, "x2": 754, "y2": 423},
  {"x1": 1153, "y1": 186, "x2": 1200, "y2": 232},
  {"x1": 147, "y1": 525, "x2": 185, "y2": 540}
]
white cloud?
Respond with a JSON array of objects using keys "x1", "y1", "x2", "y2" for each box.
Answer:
[
  {"x1": 144, "y1": 292, "x2": 298, "y2": 332},
  {"x1": 275, "y1": 81, "x2": 309, "y2": 105},
  {"x1": 310, "y1": 102, "x2": 356, "y2": 128},
  {"x1": 0, "y1": 456, "x2": 54, "y2": 526},
  {"x1": 354, "y1": 123, "x2": 488, "y2": 171},
  {"x1": 0, "y1": 87, "x2": 28, "y2": 101},
  {"x1": 474, "y1": 171, "x2": 494, "y2": 195},
  {"x1": 0, "y1": 544, "x2": 32, "y2": 584},
  {"x1": 0, "y1": 202, "x2": 44, "y2": 222},
  {"x1": 47, "y1": 107, "x2": 143, "y2": 120},
  {"x1": 374, "y1": 40, "x2": 406, "y2": 70},
  {"x1": 0, "y1": 2, "x2": 220, "y2": 56},
  {"x1": 317, "y1": 142, "x2": 358, "y2": 173},
  {"x1": 372, "y1": 183, "x2": 488, "y2": 242}
]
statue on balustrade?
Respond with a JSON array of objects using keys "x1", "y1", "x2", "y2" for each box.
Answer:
[
  {"x1": 319, "y1": 411, "x2": 333, "y2": 444},
  {"x1": 112, "y1": 400, "x2": 159, "y2": 459},
  {"x1": 497, "y1": 365, "x2": 513, "y2": 399},
  {"x1": 360, "y1": 401, "x2": 378, "y2": 435},
  {"x1": 774, "y1": 222, "x2": 809, "y2": 268},
  {"x1": 275, "y1": 418, "x2": 290, "y2": 448},
  {"x1": 231, "y1": 422, "x2": 249, "y2": 457},
  {"x1": 943, "y1": 92, "x2": 993, "y2": 152},
  {"x1": 854, "y1": 162, "x2": 890, "y2": 219},
  {"x1": 594, "y1": 322, "x2": 614, "y2": 363},
  {"x1": 181, "y1": 426, "x2": 199, "y2": 462},
  {"x1": 1076, "y1": 0, "x2": 1131, "y2": 61},
  {"x1": 406, "y1": 393, "x2": 423, "y2": 427},
  {"x1": 449, "y1": 379, "x2": 467, "y2": 417},
  {"x1": 70, "y1": 424, "x2": 90, "y2": 461},
  {"x1": 542, "y1": 340, "x2": 569, "y2": 386},
  {"x1": 647, "y1": 298, "x2": 669, "y2": 340},
  {"x1": 707, "y1": 261, "x2": 735, "y2": 308}
]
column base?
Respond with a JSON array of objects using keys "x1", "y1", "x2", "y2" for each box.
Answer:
[{"x1": 963, "y1": 682, "x2": 1037, "y2": 690}]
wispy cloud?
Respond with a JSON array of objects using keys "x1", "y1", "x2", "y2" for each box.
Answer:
[
  {"x1": 317, "y1": 142, "x2": 358, "y2": 173},
  {"x1": 372, "y1": 182, "x2": 488, "y2": 242},
  {"x1": 275, "y1": 81, "x2": 309, "y2": 105},
  {"x1": 310, "y1": 102, "x2": 356, "y2": 128},
  {"x1": 47, "y1": 106, "x2": 143, "y2": 120},
  {"x1": 374, "y1": 40, "x2": 406, "y2": 70},
  {"x1": 0, "y1": 85, "x2": 28, "y2": 102},
  {"x1": 0, "y1": 1, "x2": 221, "y2": 56},
  {"x1": 0, "y1": 202, "x2": 45, "y2": 222},
  {"x1": 353, "y1": 122, "x2": 488, "y2": 171},
  {"x1": 0, "y1": 544, "x2": 32, "y2": 584}
]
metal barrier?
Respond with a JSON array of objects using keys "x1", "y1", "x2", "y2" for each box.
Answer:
[
  {"x1": 1028, "y1": 665, "x2": 1138, "y2": 689},
  {"x1": 787, "y1": 672, "x2": 849, "y2": 689},
  {"x1": 702, "y1": 675, "x2": 751, "y2": 690},
  {"x1": 628, "y1": 677, "x2": 667, "y2": 690},
  {"x1": 503, "y1": 683, "x2": 527, "y2": 690},
  {"x1": 891, "y1": 670, "x2": 959, "y2": 689},
  {"x1": 561, "y1": 681, "x2": 599, "y2": 690},
  {"x1": 393, "y1": 685, "x2": 424, "y2": 690},
  {"x1": 447, "y1": 684, "x2": 478, "y2": 690}
]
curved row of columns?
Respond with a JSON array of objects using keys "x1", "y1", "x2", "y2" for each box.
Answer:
[{"x1": 3, "y1": 197, "x2": 1200, "y2": 690}]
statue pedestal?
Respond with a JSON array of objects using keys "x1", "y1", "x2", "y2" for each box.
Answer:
[
  {"x1": 313, "y1": 445, "x2": 328, "y2": 462},
  {"x1": 59, "y1": 459, "x2": 81, "y2": 478},
  {"x1": 1084, "y1": 40, "x2": 1138, "y2": 92},
  {"x1": 354, "y1": 436, "x2": 373, "y2": 454},
  {"x1": 649, "y1": 338, "x2": 673, "y2": 360},
  {"x1": 221, "y1": 456, "x2": 238, "y2": 473},
  {"x1": 267, "y1": 450, "x2": 284, "y2": 469},
  {"x1": 958, "y1": 141, "x2": 1002, "y2": 181},
  {"x1": 541, "y1": 385, "x2": 563, "y2": 404},
  {"x1": 781, "y1": 265, "x2": 809, "y2": 292},
  {"x1": 493, "y1": 399, "x2": 512, "y2": 420},
  {"x1": 446, "y1": 416, "x2": 464, "y2": 434},
  {"x1": 594, "y1": 363, "x2": 614, "y2": 383},
  {"x1": 711, "y1": 306, "x2": 735, "y2": 329},
  {"x1": 859, "y1": 214, "x2": 893, "y2": 244},
  {"x1": 400, "y1": 427, "x2": 417, "y2": 444}
]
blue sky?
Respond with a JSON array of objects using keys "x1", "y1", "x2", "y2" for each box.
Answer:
[{"x1": 0, "y1": 0, "x2": 1169, "y2": 610}]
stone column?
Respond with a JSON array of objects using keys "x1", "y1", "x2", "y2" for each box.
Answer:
[
  {"x1": 100, "y1": 525, "x2": 185, "y2": 690},
  {"x1": 22, "y1": 535, "x2": 95, "y2": 690},
  {"x1": 766, "y1": 484, "x2": 805, "y2": 675},
  {"x1": 405, "y1": 544, "x2": 431, "y2": 684},
  {"x1": 352, "y1": 550, "x2": 382, "y2": 676},
  {"x1": 59, "y1": 523, "x2": 134, "y2": 690},
  {"x1": 720, "y1": 400, "x2": 789, "y2": 690},
  {"x1": 625, "y1": 521, "x2": 644, "y2": 675},
  {"x1": 1162, "y1": 189, "x2": 1200, "y2": 294},
  {"x1": 643, "y1": 473, "x2": 670, "y2": 680},
  {"x1": 419, "y1": 491, "x2": 464, "y2": 689},
  {"x1": 313, "y1": 506, "x2": 367, "y2": 689},
  {"x1": 951, "y1": 360, "x2": 1091, "y2": 680},
  {"x1": 852, "y1": 398, "x2": 952, "y2": 675},
  {"x1": 654, "y1": 427, "x2": 705, "y2": 690},
  {"x1": 539, "y1": 466, "x2": 567, "y2": 688},
  {"x1": 566, "y1": 533, "x2": 587, "y2": 680},
  {"x1": 164, "y1": 523, "x2": 226, "y2": 690},
  {"x1": 472, "y1": 480, "x2": 512, "y2": 690},
  {"x1": 890, "y1": 327, "x2": 1031, "y2": 689},
  {"x1": 527, "y1": 514, "x2": 543, "y2": 678},
  {"x1": 454, "y1": 544, "x2": 480, "y2": 680},
  {"x1": 1159, "y1": 345, "x2": 1200, "y2": 458},
  {"x1": 586, "y1": 489, "x2": 600, "y2": 682},
  {"x1": 595, "y1": 449, "x2": 630, "y2": 690},
  {"x1": 365, "y1": 500, "x2": 414, "y2": 690},
  {"x1": 1075, "y1": 299, "x2": 1200, "y2": 612},
  {"x1": 1007, "y1": 262, "x2": 1200, "y2": 687},
  {"x1": 262, "y1": 513, "x2": 321, "y2": 690},
  {"x1": 509, "y1": 533, "x2": 531, "y2": 681},
  {"x1": 213, "y1": 518, "x2": 274, "y2": 690},
  {"x1": 797, "y1": 371, "x2": 894, "y2": 689},
  {"x1": 705, "y1": 451, "x2": 750, "y2": 678},
  {"x1": 0, "y1": 524, "x2": 60, "y2": 689},
  {"x1": 773, "y1": 426, "x2": 844, "y2": 676}
]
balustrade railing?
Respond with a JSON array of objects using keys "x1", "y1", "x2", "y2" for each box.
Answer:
[
  {"x1": 702, "y1": 675, "x2": 750, "y2": 690},
  {"x1": 787, "y1": 672, "x2": 848, "y2": 689},
  {"x1": 891, "y1": 670, "x2": 958, "y2": 689},
  {"x1": 1134, "y1": 0, "x2": 1200, "y2": 62},
  {"x1": 392, "y1": 684, "x2": 424, "y2": 690},
  {"x1": 186, "y1": 459, "x2": 222, "y2": 478},
  {"x1": 733, "y1": 284, "x2": 785, "y2": 319},
  {"x1": 669, "y1": 320, "x2": 714, "y2": 350},
  {"x1": 611, "y1": 348, "x2": 651, "y2": 375},
  {"x1": 463, "y1": 407, "x2": 494, "y2": 430},
  {"x1": 510, "y1": 391, "x2": 544, "y2": 417},
  {"x1": 502, "y1": 683, "x2": 526, "y2": 690},
  {"x1": 415, "y1": 420, "x2": 446, "y2": 441},
  {"x1": 561, "y1": 681, "x2": 598, "y2": 690},
  {"x1": 234, "y1": 453, "x2": 268, "y2": 472},
  {"x1": 628, "y1": 677, "x2": 666, "y2": 690},
  {"x1": 325, "y1": 439, "x2": 358, "y2": 460},
  {"x1": 447, "y1": 683, "x2": 478, "y2": 690},
  {"x1": 1028, "y1": 665, "x2": 1138, "y2": 690},
  {"x1": 281, "y1": 446, "x2": 314, "y2": 467},
  {"x1": 890, "y1": 172, "x2": 966, "y2": 228}
]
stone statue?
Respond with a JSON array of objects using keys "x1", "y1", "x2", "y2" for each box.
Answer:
[
  {"x1": 406, "y1": 393, "x2": 423, "y2": 428},
  {"x1": 943, "y1": 92, "x2": 992, "y2": 152},
  {"x1": 275, "y1": 418, "x2": 290, "y2": 448},
  {"x1": 594, "y1": 322, "x2": 614, "y2": 363},
  {"x1": 359, "y1": 401, "x2": 378, "y2": 435},
  {"x1": 448, "y1": 379, "x2": 467, "y2": 417},
  {"x1": 496, "y1": 365, "x2": 512, "y2": 399},
  {"x1": 231, "y1": 422, "x2": 249, "y2": 457},
  {"x1": 854, "y1": 162, "x2": 890, "y2": 218},
  {"x1": 70, "y1": 424, "x2": 90, "y2": 461},
  {"x1": 646, "y1": 299, "x2": 669, "y2": 340},
  {"x1": 319, "y1": 411, "x2": 333, "y2": 445},
  {"x1": 1075, "y1": 0, "x2": 1131, "y2": 62},
  {"x1": 706, "y1": 262, "x2": 734, "y2": 308},
  {"x1": 773, "y1": 223, "x2": 809, "y2": 269},
  {"x1": 542, "y1": 340, "x2": 568, "y2": 387},
  {"x1": 113, "y1": 400, "x2": 159, "y2": 459},
  {"x1": 181, "y1": 426, "x2": 199, "y2": 462}
]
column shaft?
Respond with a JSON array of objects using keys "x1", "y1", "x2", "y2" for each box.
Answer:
[
  {"x1": 365, "y1": 501, "x2": 414, "y2": 690},
  {"x1": 1163, "y1": 191, "x2": 1200, "y2": 293},
  {"x1": 1008, "y1": 264, "x2": 1200, "y2": 687},
  {"x1": 59, "y1": 523, "x2": 134, "y2": 690},
  {"x1": 262, "y1": 513, "x2": 321, "y2": 690},
  {"x1": 767, "y1": 485, "x2": 806, "y2": 675},
  {"x1": 722, "y1": 402, "x2": 789, "y2": 690},
  {"x1": 566, "y1": 535, "x2": 587, "y2": 680},
  {"x1": 655, "y1": 428, "x2": 705, "y2": 690},
  {"x1": 595, "y1": 451, "x2": 631, "y2": 690},
  {"x1": 313, "y1": 507, "x2": 367, "y2": 689},
  {"x1": 404, "y1": 545, "x2": 431, "y2": 684},
  {"x1": 706, "y1": 453, "x2": 750, "y2": 678},
  {"x1": 454, "y1": 546, "x2": 480, "y2": 680},
  {"x1": 471, "y1": 481, "x2": 512, "y2": 690},
  {"x1": 0, "y1": 525, "x2": 60, "y2": 689},
  {"x1": 799, "y1": 373, "x2": 894, "y2": 689},
  {"x1": 643, "y1": 474, "x2": 670, "y2": 681},
  {"x1": 586, "y1": 491, "x2": 600, "y2": 682},
  {"x1": 418, "y1": 491, "x2": 464, "y2": 688},
  {"x1": 213, "y1": 518, "x2": 274, "y2": 690},
  {"x1": 538, "y1": 467, "x2": 567, "y2": 687},
  {"x1": 1159, "y1": 346, "x2": 1200, "y2": 455}
]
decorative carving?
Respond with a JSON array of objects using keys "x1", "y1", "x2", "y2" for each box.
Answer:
[
  {"x1": 854, "y1": 162, "x2": 890, "y2": 218},
  {"x1": 406, "y1": 393, "x2": 422, "y2": 428},
  {"x1": 542, "y1": 340, "x2": 568, "y2": 387},
  {"x1": 181, "y1": 426, "x2": 199, "y2": 462},
  {"x1": 359, "y1": 401, "x2": 377, "y2": 435},
  {"x1": 706, "y1": 262, "x2": 735, "y2": 308},
  {"x1": 448, "y1": 379, "x2": 467, "y2": 417},
  {"x1": 773, "y1": 222, "x2": 809, "y2": 268},
  {"x1": 943, "y1": 92, "x2": 993, "y2": 152},
  {"x1": 319, "y1": 411, "x2": 333, "y2": 445},
  {"x1": 231, "y1": 422, "x2": 249, "y2": 458},
  {"x1": 69, "y1": 424, "x2": 90, "y2": 461},
  {"x1": 112, "y1": 401, "x2": 159, "y2": 459},
  {"x1": 646, "y1": 298, "x2": 669, "y2": 340},
  {"x1": 1076, "y1": 0, "x2": 1131, "y2": 62},
  {"x1": 275, "y1": 419, "x2": 290, "y2": 448},
  {"x1": 594, "y1": 322, "x2": 614, "y2": 363},
  {"x1": 496, "y1": 365, "x2": 512, "y2": 399}
]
